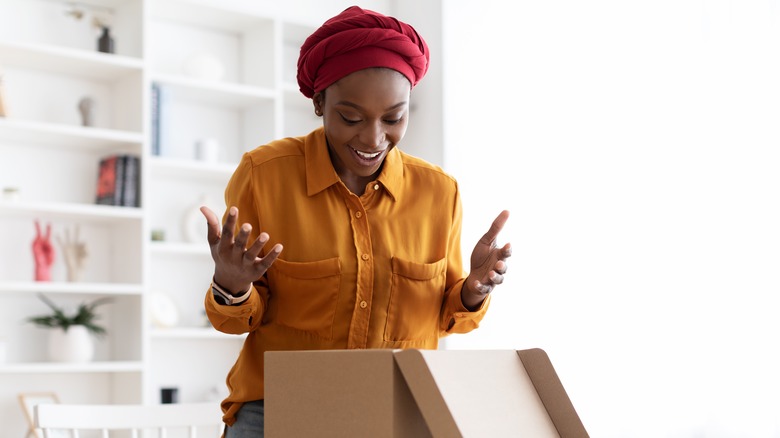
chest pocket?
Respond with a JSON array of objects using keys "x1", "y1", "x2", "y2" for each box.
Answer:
[
  {"x1": 383, "y1": 257, "x2": 447, "y2": 342},
  {"x1": 267, "y1": 257, "x2": 341, "y2": 340}
]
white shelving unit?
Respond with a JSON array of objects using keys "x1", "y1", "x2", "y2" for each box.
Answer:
[
  {"x1": 0, "y1": 0, "x2": 320, "y2": 435},
  {"x1": 0, "y1": 0, "x2": 444, "y2": 435}
]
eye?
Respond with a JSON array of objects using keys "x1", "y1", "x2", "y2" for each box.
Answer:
[
  {"x1": 338, "y1": 113, "x2": 361, "y2": 125},
  {"x1": 383, "y1": 113, "x2": 404, "y2": 125}
]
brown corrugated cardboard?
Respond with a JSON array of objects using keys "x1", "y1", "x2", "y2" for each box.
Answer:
[
  {"x1": 265, "y1": 348, "x2": 587, "y2": 437},
  {"x1": 264, "y1": 349, "x2": 430, "y2": 437}
]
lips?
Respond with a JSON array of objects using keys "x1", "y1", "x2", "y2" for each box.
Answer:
[
  {"x1": 355, "y1": 149, "x2": 381, "y2": 159},
  {"x1": 350, "y1": 146, "x2": 385, "y2": 165}
]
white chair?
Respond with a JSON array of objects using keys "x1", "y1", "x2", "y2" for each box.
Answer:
[{"x1": 34, "y1": 402, "x2": 224, "y2": 438}]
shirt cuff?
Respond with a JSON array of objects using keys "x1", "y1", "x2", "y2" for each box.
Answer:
[{"x1": 206, "y1": 284, "x2": 259, "y2": 316}]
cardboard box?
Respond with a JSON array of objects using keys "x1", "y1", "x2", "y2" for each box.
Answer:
[{"x1": 265, "y1": 348, "x2": 587, "y2": 437}]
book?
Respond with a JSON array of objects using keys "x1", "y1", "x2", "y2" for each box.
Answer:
[
  {"x1": 95, "y1": 154, "x2": 140, "y2": 207},
  {"x1": 121, "y1": 155, "x2": 140, "y2": 207},
  {"x1": 150, "y1": 83, "x2": 160, "y2": 155},
  {"x1": 150, "y1": 83, "x2": 168, "y2": 156},
  {"x1": 95, "y1": 155, "x2": 125, "y2": 206}
]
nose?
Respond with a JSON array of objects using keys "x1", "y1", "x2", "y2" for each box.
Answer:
[{"x1": 359, "y1": 120, "x2": 385, "y2": 150}]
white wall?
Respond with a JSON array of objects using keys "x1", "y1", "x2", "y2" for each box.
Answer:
[
  {"x1": 442, "y1": 1, "x2": 780, "y2": 437},
  {"x1": 391, "y1": 0, "x2": 445, "y2": 166}
]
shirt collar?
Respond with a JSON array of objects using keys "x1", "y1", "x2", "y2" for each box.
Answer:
[{"x1": 305, "y1": 127, "x2": 403, "y2": 201}]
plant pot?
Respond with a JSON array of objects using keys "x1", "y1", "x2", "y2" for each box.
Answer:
[{"x1": 48, "y1": 325, "x2": 94, "y2": 363}]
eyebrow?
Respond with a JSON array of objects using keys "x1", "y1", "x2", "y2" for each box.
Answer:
[{"x1": 335, "y1": 101, "x2": 408, "y2": 112}]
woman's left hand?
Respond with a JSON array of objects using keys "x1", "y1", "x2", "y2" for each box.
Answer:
[{"x1": 462, "y1": 210, "x2": 512, "y2": 310}]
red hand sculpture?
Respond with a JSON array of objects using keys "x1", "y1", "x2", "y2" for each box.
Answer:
[{"x1": 32, "y1": 220, "x2": 55, "y2": 281}]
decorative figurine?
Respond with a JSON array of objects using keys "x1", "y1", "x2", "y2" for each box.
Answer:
[
  {"x1": 97, "y1": 26, "x2": 114, "y2": 54},
  {"x1": 57, "y1": 225, "x2": 88, "y2": 282},
  {"x1": 32, "y1": 221, "x2": 55, "y2": 282},
  {"x1": 93, "y1": 11, "x2": 115, "y2": 54},
  {"x1": 78, "y1": 97, "x2": 95, "y2": 127}
]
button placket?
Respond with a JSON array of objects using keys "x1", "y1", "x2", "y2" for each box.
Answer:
[{"x1": 347, "y1": 197, "x2": 374, "y2": 349}]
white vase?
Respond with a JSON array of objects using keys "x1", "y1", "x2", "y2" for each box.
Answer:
[{"x1": 48, "y1": 325, "x2": 94, "y2": 363}]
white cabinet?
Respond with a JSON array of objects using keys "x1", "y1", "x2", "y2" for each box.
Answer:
[
  {"x1": 0, "y1": 0, "x2": 318, "y2": 435},
  {"x1": 1, "y1": 0, "x2": 444, "y2": 435},
  {"x1": 142, "y1": 0, "x2": 319, "y2": 408}
]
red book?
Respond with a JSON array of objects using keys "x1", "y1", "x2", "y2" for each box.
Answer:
[{"x1": 95, "y1": 155, "x2": 125, "y2": 206}]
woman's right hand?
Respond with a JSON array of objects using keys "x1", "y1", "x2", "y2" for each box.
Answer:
[{"x1": 200, "y1": 205, "x2": 283, "y2": 294}]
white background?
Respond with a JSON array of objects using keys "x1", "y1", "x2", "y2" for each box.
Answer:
[{"x1": 442, "y1": 1, "x2": 780, "y2": 437}]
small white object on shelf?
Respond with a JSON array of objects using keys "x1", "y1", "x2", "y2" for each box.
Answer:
[
  {"x1": 149, "y1": 293, "x2": 179, "y2": 328},
  {"x1": 2, "y1": 187, "x2": 20, "y2": 202},
  {"x1": 183, "y1": 193, "x2": 220, "y2": 243},
  {"x1": 48, "y1": 325, "x2": 94, "y2": 363},
  {"x1": 182, "y1": 52, "x2": 225, "y2": 81},
  {"x1": 195, "y1": 138, "x2": 219, "y2": 163}
]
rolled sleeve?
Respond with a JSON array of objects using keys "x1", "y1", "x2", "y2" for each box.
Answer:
[
  {"x1": 204, "y1": 285, "x2": 265, "y2": 334},
  {"x1": 440, "y1": 278, "x2": 492, "y2": 334}
]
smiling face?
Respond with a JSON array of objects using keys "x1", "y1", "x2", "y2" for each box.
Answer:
[{"x1": 313, "y1": 68, "x2": 411, "y2": 195}]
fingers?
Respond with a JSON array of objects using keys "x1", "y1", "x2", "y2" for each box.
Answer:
[
  {"x1": 480, "y1": 210, "x2": 510, "y2": 244},
  {"x1": 472, "y1": 270, "x2": 504, "y2": 297},
  {"x1": 219, "y1": 206, "x2": 238, "y2": 250},
  {"x1": 200, "y1": 206, "x2": 222, "y2": 245},
  {"x1": 34, "y1": 220, "x2": 42, "y2": 237},
  {"x1": 488, "y1": 270, "x2": 504, "y2": 285},
  {"x1": 472, "y1": 279, "x2": 491, "y2": 295},
  {"x1": 245, "y1": 232, "x2": 270, "y2": 260},
  {"x1": 206, "y1": 204, "x2": 284, "y2": 285},
  {"x1": 244, "y1": 232, "x2": 281, "y2": 265},
  {"x1": 233, "y1": 223, "x2": 252, "y2": 253},
  {"x1": 500, "y1": 242, "x2": 512, "y2": 259},
  {"x1": 254, "y1": 243, "x2": 283, "y2": 271}
]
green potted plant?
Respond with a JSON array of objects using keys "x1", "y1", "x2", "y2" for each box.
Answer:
[{"x1": 27, "y1": 294, "x2": 112, "y2": 363}]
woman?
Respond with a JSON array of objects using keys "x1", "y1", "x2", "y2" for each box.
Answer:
[{"x1": 200, "y1": 6, "x2": 512, "y2": 436}]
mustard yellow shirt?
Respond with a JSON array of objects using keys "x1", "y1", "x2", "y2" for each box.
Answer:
[{"x1": 205, "y1": 127, "x2": 490, "y2": 425}]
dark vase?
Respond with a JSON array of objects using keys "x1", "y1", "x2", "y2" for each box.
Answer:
[{"x1": 98, "y1": 27, "x2": 114, "y2": 54}]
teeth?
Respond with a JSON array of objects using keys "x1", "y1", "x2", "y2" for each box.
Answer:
[{"x1": 355, "y1": 149, "x2": 381, "y2": 159}]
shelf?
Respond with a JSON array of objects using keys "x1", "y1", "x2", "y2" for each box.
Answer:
[
  {"x1": 150, "y1": 241, "x2": 210, "y2": 256},
  {"x1": 149, "y1": 156, "x2": 235, "y2": 182},
  {"x1": 0, "y1": 281, "x2": 143, "y2": 296},
  {"x1": 0, "y1": 118, "x2": 144, "y2": 150},
  {"x1": 0, "y1": 201, "x2": 143, "y2": 222},
  {"x1": 152, "y1": 74, "x2": 276, "y2": 108},
  {"x1": 46, "y1": 0, "x2": 135, "y2": 8},
  {"x1": 0, "y1": 40, "x2": 144, "y2": 81},
  {"x1": 149, "y1": 0, "x2": 273, "y2": 32},
  {"x1": 150, "y1": 327, "x2": 246, "y2": 340},
  {"x1": 0, "y1": 361, "x2": 143, "y2": 374}
]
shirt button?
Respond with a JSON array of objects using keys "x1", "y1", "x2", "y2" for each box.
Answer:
[
  {"x1": 359, "y1": 300, "x2": 368, "y2": 309},
  {"x1": 355, "y1": 211, "x2": 362, "y2": 218},
  {"x1": 361, "y1": 254, "x2": 370, "y2": 261},
  {"x1": 373, "y1": 184, "x2": 379, "y2": 190}
]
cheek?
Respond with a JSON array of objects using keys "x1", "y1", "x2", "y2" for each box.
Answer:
[
  {"x1": 323, "y1": 119, "x2": 350, "y2": 144},
  {"x1": 389, "y1": 122, "x2": 408, "y2": 144}
]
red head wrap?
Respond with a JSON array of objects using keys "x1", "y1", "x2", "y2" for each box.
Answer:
[{"x1": 297, "y1": 6, "x2": 430, "y2": 98}]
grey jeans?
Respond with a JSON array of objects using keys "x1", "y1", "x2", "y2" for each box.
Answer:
[{"x1": 224, "y1": 400, "x2": 264, "y2": 438}]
